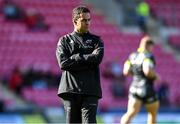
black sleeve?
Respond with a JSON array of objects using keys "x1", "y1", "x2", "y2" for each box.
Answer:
[
  {"x1": 81, "y1": 37, "x2": 104, "y2": 65},
  {"x1": 56, "y1": 37, "x2": 91, "y2": 71}
]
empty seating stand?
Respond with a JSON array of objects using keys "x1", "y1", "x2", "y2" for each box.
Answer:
[
  {"x1": 168, "y1": 34, "x2": 180, "y2": 47},
  {"x1": 146, "y1": 0, "x2": 180, "y2": 27}
]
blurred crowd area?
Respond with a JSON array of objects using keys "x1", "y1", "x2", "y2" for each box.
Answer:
[
  {"x1": 0, "y1": 0, "x2": 49, "y2": 31},
  {"x1": 0, "y1": 0, "x2": 180, "y2": 123},
  {"x1": 3, "y1": 66, "x2": 60, "y2": 95}
]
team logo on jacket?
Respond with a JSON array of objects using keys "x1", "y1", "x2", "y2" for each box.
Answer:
[{"x1": 85, "y1": 39, "x2": 92, "y2": 44}]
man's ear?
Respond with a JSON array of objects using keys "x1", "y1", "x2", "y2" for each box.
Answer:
[{"x1": 74, "y1": 20, "x2": 77, "y2": 24}]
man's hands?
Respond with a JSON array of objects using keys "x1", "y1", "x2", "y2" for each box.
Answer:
[
  {"x1": 92, "y1": 48, "x2": 100, "y2": 55},
  {"x1": 70, "y1": 53, "x2": 81, "y2": 61}
]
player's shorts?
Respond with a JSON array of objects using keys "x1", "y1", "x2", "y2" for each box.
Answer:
[{"x1": 129, "y1": 83, "x2": 158, "y2": 104}]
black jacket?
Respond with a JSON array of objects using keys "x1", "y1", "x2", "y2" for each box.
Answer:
[{"x1": 56, "y1": 31, "x2": 104, "y2": 98}]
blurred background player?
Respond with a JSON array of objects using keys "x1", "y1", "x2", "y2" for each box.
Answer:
[{"x1": 120, "y1": 36, "x2": 160, "y2": 124}]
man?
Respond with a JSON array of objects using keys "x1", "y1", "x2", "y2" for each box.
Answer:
[
  {"x1": 120, "y1": 36, "x2": 160, "y2": 124},
  {"x1": 56, "y1": 6, "x2": 104, "y2": 123}
]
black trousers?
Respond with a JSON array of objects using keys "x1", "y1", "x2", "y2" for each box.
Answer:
[{"x1": 61, "y1": 94, "x2": 98, "y2": 124}]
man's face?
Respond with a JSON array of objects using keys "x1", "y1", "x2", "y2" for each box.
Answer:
[
  {"x1": 74, "y1": 12, "x2": 91, "y2": 33},
  {"x1": 147, "y1": 44, "x2": 154, "y2": 52}
]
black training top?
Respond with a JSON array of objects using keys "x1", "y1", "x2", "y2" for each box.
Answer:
[
  {"x1": 128, "y1": 50, "x2": 156, "y2": 86},
  {"x1": 56, "y1": 31, "x2": 104, "y2": 98}
]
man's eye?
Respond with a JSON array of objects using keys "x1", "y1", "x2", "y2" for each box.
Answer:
[{"x1": 82, "y1": 19, "x2": 91, "y2": 22}]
